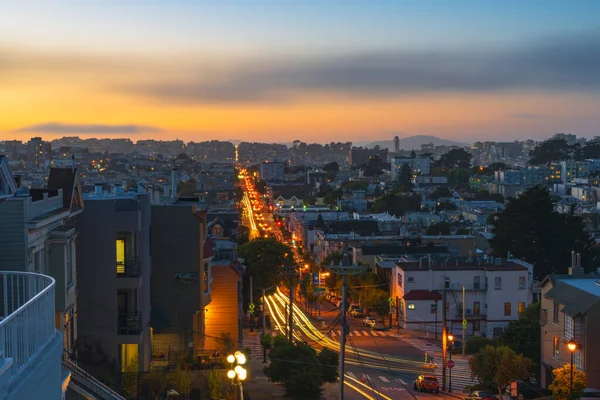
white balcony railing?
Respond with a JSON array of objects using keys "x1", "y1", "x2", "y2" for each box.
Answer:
[{"x1": 0, "y1": 271, "x2": 56, "y2": 387}]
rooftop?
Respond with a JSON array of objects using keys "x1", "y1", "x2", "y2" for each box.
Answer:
[{"x1": 394, "y1": 260, "x2": 528, "y2": 272}]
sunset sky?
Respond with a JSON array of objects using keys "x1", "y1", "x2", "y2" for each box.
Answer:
[{"x1": 1, "y1": 1, "x2": 600, "y2": 144}]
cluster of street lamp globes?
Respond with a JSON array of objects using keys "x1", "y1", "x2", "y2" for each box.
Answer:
[{"x1": 226, "y1": 351, "x2": 248, "y2": 382}]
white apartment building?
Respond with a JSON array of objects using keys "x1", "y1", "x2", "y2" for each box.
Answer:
[
  {"x1": 391, "y1": 156, "x2": 431, "y2": 179},
  {"x1": 387, "y1": 257, "x2": 533, "y2": 339},
  {"x1": 560, "y1": 161, "x2": 590, "y2": 183}
]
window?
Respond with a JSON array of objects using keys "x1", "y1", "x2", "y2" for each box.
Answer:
[
  {"x1": 444, "y1": 277, "x2": 451, "y2": 289},
  {"x1": 407, "y1": 276, "x2": 414, "y2": 283},
  {"x1": 573, "y1": 351, "x2": 583, "y2": 371},
  {"x1": 408, "y1": 304, "x2": 415, "y2": 310},
  {"x1": 504, "y1": 302, "x2": 512, "y2": 316},
  {"x1": 553, "y1": 336, "x2": 560, "y2": 359},
  {"x1": 494, "y1": 277, "x2": 502, "y2": 290},
  {"x1": 430, "y1": 302, "x2": 438, "y2": 314},
  {"x1": 203, "y1": 263, "x2": 209, "y2": 293},
  {"x1": 518, "y1": 302, "x2": 526, "y2": 316},
  {"x1": 397, "y1": 273, "x2": 403, "y2": 287},
  {"x1": 473, "y1": 276, "x2": 481, "y2": 290},
  {"x1": 473, "y1": 320, "x2": 481, "y2": 332},
  {"x1": 519, "y1": 276, "x2": 526, "y2": 290},
  {"x1": 553, "y1": 301, "x2": 560, "y2": 324},
  {"x1": 67, "y1": 241, "x2": 74, "y2": 287},
  {"x1": 564, "y1": 314, "x2": 574, "y2": 340},
  {"x1": 473, "y1": 301, "x2": 480, "y2": 315},
  {"x1": 116, "y1": 239, "x2": 126, "y2": 274}
]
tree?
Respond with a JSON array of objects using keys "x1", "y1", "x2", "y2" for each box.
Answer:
[
  {"x1": 430, "y1": 186, "x2": 452, "y2": 199},
  {"x1": 360, "y1": 287, "x2": 389, "y2": 316},
  {"x1": 373, "y1": 192, "x2": 421, "y2": 217},
  {"x1": 528, "y1": 138, "x2": 570, "y2": 165},
  {"x1": 488, "y1": 162, "x2": 510, "y2": 171},
  {"x1": 364, "y1": 155, "x2": 385, "y2": 176},
  {"x1": 397, "y1": 163, "x2": 413, "y2": 191},
  {"x1": 237, "y1": 239, "x2": 295, "y2": 309},
  {"x1": 469, "y1": 345, "x2": 532, "y2": 398},
  {"x1": 498, "y1": 315, "x2": 541, "y2": 366},
  {"x1": 323, "y1": 161, "x2": 339, "y2": 173},
  {"x1": 490, "y1": 185, "x2": 595, "y2": 278},
  {"x1": 323, "y1": 189, "x2": 343, "y2": 208},
  {"x1": 549, "y1": 364, "x2": 587, "y2": 400},
  {"x1": 426, "y1": 222, "x2": 452, "y2": 235},
  {"x1": 438, "y1": 149, "x2": 472, "y2": 169},
  {"x1": 264, "y1": 335, "x2": 338, "y2": 400}
]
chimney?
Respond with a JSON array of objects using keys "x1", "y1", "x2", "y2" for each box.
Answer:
[
  {"x1": 577, "y1": 253, "x2": 582, "y2": 268},
  {"x1": 114, "y1": 183, "x2": 123, "y2": 195},
  {"x1": 94, "y1": 184, "x2": 103, "y2": 196},
  {"x1": 569, "y1": 252, "x2": 585, "y2": 276},
  {"x1": 164, "y1": 183, "x2": 169, "y2": 198},
  {"x1": 171, "y1": 168, "x2": 178, "y2": 199},
  {"x1": 571, "y1": 251, "x2": 577, "y2": 270}
]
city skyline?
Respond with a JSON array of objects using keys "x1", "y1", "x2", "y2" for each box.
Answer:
[{"x1": 2, "y1": 1, "x2": 600, "y2": 143}]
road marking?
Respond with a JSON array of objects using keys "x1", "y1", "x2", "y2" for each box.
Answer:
[
  {"x1": 347, "y1": 372, "x2": 357, "y2": 379},
  {"x1": 379, "y1": 376, "x2": 390, "y2": 383},
  {"x1": 395, "y1": 378, "x2": 407, "y2": 385},
  {"x1": 353, "y1": 331, "x2": 362, "y2": 336}
]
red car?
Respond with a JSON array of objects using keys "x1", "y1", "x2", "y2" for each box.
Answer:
[{"x1": 414, "y1": 375, "x2": 440, "y2": 393}]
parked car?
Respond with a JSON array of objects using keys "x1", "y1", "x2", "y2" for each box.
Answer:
[
  {"x1": 372, "y1": 323, "x2": 387, "y2": 331},
  {"x1": 414, "y1": 375, "x2": 440, "y2": 393},
  {"x1": 350, "y1": 308, "x2": 363, "y2": 317},
  {"x1": 580, "y1": 388, "x2": 600, "y2": 400},
  {"x1": 464, "y1": 391, "x2": 498, "y2": 400},
  {"x1": 335, "y1": 300, "x2": 343, "y2": 308},
  {"x1": 363, "y1": 317, "x2": 376, "y2": 327}
]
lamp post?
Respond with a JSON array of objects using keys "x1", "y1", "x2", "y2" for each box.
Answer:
[
  {"x1": 447, "y1": 333, "x2": 454, "y2": 393},
  {"x1": 227, "y1": 351, "x2": 248, "y2": 400},
  {"x1": 567, "y1": 340, "x2": 577, "y2": 400}
]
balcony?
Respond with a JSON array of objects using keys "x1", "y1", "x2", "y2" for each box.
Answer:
[
  {"x1": 454, "y1": 309, "x2": 487, "y2": 320},
  {"x1": 116, "y1": 257, "x2": 141, "y2": 277},
  {"x1": 118, "y1": 312, "x2": 142, "y2": 336},
  {"x1": 441, "y1": 283, "x2": 488, "y2": 291},
  {"x1": 0, "y1": 271, "x2": 64, "y2": 400}
]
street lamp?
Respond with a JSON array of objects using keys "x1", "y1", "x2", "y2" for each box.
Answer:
[
  {"x1": 567, "y1": 339, "x2": 577, "y2": 400},
  {"x1": 227, "y1": 351, "x2": 247, "y2": 400},
  {"x1": 447, "y1": 333, "x2": 454, "y2": 393}
]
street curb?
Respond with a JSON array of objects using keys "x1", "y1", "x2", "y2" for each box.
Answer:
[{"x1": 440, "y1": 392, "x2": 465, "y2": 399}]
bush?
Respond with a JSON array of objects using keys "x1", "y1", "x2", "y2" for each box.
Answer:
[{"x1": 466, "y1": 336, "x2": 495, "y2": 354}]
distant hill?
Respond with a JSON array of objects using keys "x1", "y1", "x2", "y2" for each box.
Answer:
[{"x1": 366, "y1": 135, "x2": 467, "y2": 150}]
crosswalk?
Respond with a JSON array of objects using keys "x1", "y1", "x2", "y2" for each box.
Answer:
[
  {"x1": 242, "y1": 334, "x2": 264, "y2": 360},
  {"x1": 397, "y1": 335, "x2": 477, "y2": 391},
  {"x1": 330, "y1": 329, "x2": 389, "y2": 338},
  {"x1": 346, "y1": 372, "x2": 408, "y2": 387}
]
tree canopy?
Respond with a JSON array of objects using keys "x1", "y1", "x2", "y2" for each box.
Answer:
[
  {"x1": 498, "y1": 302, "x2": 541, "y2": 371},
  {"x1": 548, "y1": 364, "x2": 587, "y2": 400},
  {"x1": 397, "y1": 163, "x2": 413, "y2": 192},
  {"x1": 264, "y1": 335, "x2": 338, "y2": 400},
  {"x1": 236, "y1": 238, "x2": 295, "y2": 309},
  {"x1": 469, "y1": 345, "x2": 532, "y2": 398},
  {"x1": 373, "y1": 192, "x2": 421, "y2": 217},
  {"x1": 430, "y1": 186, "x2": 453, "y2": 199},
  {"x1": 426, "y1": 222, "x2": 452, "y2": 236},
  {"x1": 490, "y1": 185, "x2": 595, "y2": 278},
  {"x1": 437, "y1": 149, "x2": 472, "y2": 169},
  {"x1": 323, "y1": 161, "x2": 340, "y2": 173}
]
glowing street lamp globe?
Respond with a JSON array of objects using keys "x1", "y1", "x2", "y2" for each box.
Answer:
[
  {"x1": 447, "y1": 333, "x2": 454, "y2": 342},
  {"x1": 227, "y1": 354, "x2": 236, "y2": 363},
  {"x1": 227, "y1": 370, "x2": 236, "y2": 379},
  {"x1": 567, "y1": 340, "x2": 577, "y2": 352},
  {"x1": 234, "y1": 365, "x2": 244, "y2": 375}
]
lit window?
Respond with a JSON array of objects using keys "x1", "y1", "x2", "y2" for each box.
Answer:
[
  {"x1": 408, "y1": 304, "x2": 415, "y2": 310},
  {"x1": 553, "y1": 336, "x2": 560, "y2": 359},
  {"x1": 116, "y1": 239, "x2": 126, "y2": 274},
  {"x1": 504, "y1": 303, "x2": 512, "y2": 316},
  {"x1": 518, "y1": 302, "x2": 525, "y2": 316}
]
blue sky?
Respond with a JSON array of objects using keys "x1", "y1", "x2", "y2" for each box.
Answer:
[{"x1": 1, "y1": 1, "x2": 600, "y2": 142}]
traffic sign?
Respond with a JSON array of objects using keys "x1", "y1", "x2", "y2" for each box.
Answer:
[
  {"x1": 314, "y1": 287, "x2": 326, "y2": 292},
  {"x1": 249, "y1": 303, "x2": 256, "y2": 314},
  {"x1": 388, "y1": 297, "x2": 395, "y2": 306},
  {"x1": 312, "y1": 273, "x2": 319, "y2": 286},
  {"x1": 446, "y1": 360, "x2": 455, "y2": 369},
  {"x1": 462, "y1": 319, "x2": 468, "y2": 330}
]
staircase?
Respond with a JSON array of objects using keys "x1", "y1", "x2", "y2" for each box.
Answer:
[{"x1": 62, "y1": 358, "x2": 126, "y2": 400}]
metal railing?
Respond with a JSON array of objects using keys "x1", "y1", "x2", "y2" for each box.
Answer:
[
  {"x1": 118, "y1": 312, "x2": 141, "y2": 335},
  {"x1": 0, "y1": 271, "x2": 56, "y2": 387},
  {"x1": 454, "y1": 309, "x2": 487, "y2": 319},
  {"x1": 62, "y1": 352, "x2": 125, "y2": 400},
  {"x1": 440, "y1": 283, "x2": 488, "y2": 291},
  {"x1": 117, "y1": 257, "x2": 141, "y2": 277}
]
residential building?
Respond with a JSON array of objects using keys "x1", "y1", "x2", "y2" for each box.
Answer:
[
  {"x1": 0, "y1": 272, "x2": 65, "y2": 400},
  {"x1": 391, "y1": 156, "x2": 431, "y2": 179},
  {"x1": 0, "y1": 166, "x2": 84, "y2": 358},
  {"x1": 26, "y1": 136, "x2": 52, "y2": 168},
  {"x1": 561, "y1": 161, "x2": 590, "y2": 183},
  {"x1": 349, "y1": 148, "x2": 389, "y2": 167},
  {"x1": 539, "y1": 253, "x2": 600, "y2": 388},
  {"x1": 384, "y1": 257, "x2": 533, "y2": 338},
  {"x1": 260, "y1": 161, "x2": 285, "y2": 182},
  {"x1": 76, "y1": 184, "x2": 152, "y2": 372},
  {"x1": 150, "y1": 198, "x2": 211, "y2": 356}
]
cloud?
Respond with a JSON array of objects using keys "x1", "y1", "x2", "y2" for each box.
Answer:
[
  {"x1": 125, "y1": 30, "x2": 600, "y2": 104},
  {"x1": 513, "y1": 113, "x2": 543, "y2": 120},
  {"x1": 16, "y1": 122, "x2": 162, "y2": 134}
]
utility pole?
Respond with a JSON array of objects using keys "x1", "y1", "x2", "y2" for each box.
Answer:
[
  {"x1": 250, "y1": 277, "x2": 254, "y2": 332},
  {"x1": 279, "y1": 266, "x2": 298, "y2": 342},
  {"x1": 326, "y1": 259, "x2": 368, "y2": 400},
  {"x1": 462, "y1": 286, "x2": 466, "y2": 356},
  {"x1": 442, "y1": 288, "x2": 447, "y2": 392},
  {"x1": 262, "y1": 288, "x2": 266, "y2": 334}
]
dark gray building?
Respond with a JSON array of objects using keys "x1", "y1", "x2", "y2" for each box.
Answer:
[
  {"x1": 150, "y1": 197, "x2": 211, "y2": 356},
  {"x1": 76, "y1": 184, "x2": 152, "y2": 372}
]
